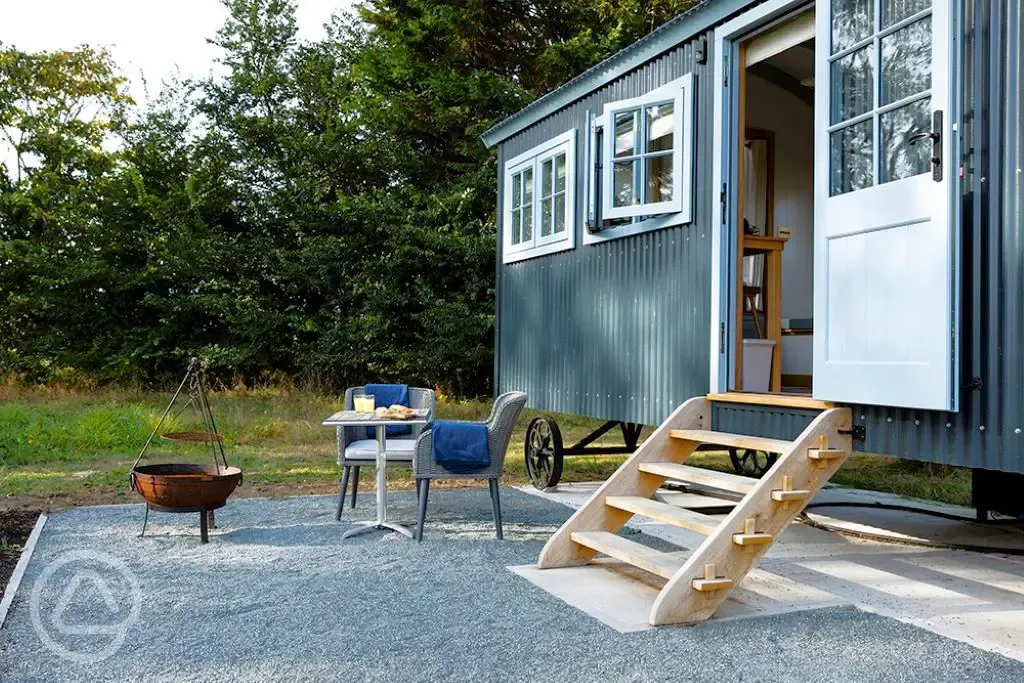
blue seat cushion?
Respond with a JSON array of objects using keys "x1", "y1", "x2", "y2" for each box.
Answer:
[
  {"x1": 432, "y1": 421, "x2": 490, "y2": 474},
  {"x1": 364, "y1": 384, "x2": 411, "y2": 438}
]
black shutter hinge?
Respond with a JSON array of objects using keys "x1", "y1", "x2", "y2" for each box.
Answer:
[
  {"x1": 964, "y1": 376, "x2": 983, "y2": 391},
  {"x1": 720, "y1": 182, "x2": 728, "y2": 224},
  {"x1": 838, "y1": 426, "x2": 866, "y2": 441}
]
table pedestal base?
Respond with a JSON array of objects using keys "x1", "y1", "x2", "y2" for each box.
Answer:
[{"x1": 341, "y1": 520, "x2": 414, "y2": 539}]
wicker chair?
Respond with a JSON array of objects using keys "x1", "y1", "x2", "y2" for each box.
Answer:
[
  {"x1": 335, "y1": 386, "x2": 436, "y2": 521},
  {"x1": 412, "y1": 391, "x2": 527, "y2": 541}
]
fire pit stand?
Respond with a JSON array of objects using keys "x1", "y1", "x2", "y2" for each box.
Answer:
[{"x1": 130, "y1": 359, "x2": 242, "y2": 543}]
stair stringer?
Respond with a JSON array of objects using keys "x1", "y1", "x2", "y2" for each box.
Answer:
[
  {"x1": 537, "y1": 396, "x2": 709, "y2": 569},
  {"x1": 649, "y1": 407, "x2": 853, "y2": 625}
]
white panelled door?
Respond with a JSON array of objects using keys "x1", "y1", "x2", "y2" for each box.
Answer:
[{"x1": 813, "y1": 0, "x2": 956, "y2": 410}]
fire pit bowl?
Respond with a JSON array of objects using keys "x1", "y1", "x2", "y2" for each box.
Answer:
[
  {"x1": 132, "y1": 463, "x2": 242, "y2": 512},
  {"x1": 131, "y1": 359, "x2": 243, "y2": 543}
]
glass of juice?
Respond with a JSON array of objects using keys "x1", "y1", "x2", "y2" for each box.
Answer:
[{"x1": 353, "y1": 391, "x2": 375, "y2": 413}]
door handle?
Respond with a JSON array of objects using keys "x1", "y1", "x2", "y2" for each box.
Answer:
[
  {"x1": 906, "y1": 110, "x2": 943, "y2": 182},
  {"x1": 907, "y1": 131, "x2": 939, "y2": 146}
]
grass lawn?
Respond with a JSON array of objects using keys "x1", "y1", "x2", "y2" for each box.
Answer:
[{"x1": 0, "y1": 382, "x2": 973, "y2": 511}]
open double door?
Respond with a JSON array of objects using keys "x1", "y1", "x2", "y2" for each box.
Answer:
[{"x1": 713, "y1": 0, "x2": 959, "y2": 412}]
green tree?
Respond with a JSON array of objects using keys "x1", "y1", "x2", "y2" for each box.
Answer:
[{"x1": 0, "y1": 44, "x2": 135, "y2": 380}]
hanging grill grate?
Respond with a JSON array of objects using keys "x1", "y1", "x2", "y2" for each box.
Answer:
[{"x1": 130, "y1": 358, "x2": 242, "y2": 543}]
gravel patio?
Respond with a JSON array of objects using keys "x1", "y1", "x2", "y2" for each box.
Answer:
[{"x1": 2, "y1": 488, "x2": 1023, "y2": 682}]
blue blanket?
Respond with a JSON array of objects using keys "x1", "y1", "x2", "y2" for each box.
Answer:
[
  {"x1": 432, "y1": 421, "x2": 490, "y2": 474},
  {"x1": 364, "y1": 384, "x2": 411, "y2": 438}
]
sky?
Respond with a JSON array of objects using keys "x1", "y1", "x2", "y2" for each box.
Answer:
[{"x1": 1, "y1": 0, "x2": 356, "y2": 105}]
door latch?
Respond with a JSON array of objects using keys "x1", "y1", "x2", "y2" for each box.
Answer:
[{"x1": 907, "y1": 109, "x2": 943, "y2": 182}]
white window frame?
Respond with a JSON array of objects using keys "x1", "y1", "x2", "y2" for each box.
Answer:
[
  {"x1": 502, "y1": 129, "x2": 577, "y2": 264},
  {"x1": 599, "y1": 73, "x2": 695, "y2": 223}
]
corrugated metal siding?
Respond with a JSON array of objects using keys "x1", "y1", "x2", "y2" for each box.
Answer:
[
  {"x1": 712, "y1": 405, "x2": 817, "y2": 441},
  {"x1": 496, "y1": 0, "x2": 1024, "y2": 473},
  {"x1": 497, "y1": 36, "x2": 715, "y2": 427}
]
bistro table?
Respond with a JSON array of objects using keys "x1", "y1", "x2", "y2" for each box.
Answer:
[{"x1": 322, "y1": 409, "x2": 430, "y2": 539}]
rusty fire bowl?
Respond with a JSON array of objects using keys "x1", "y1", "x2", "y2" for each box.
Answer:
[{"x1": 132, "y1": 463, "x2": 243, "y2": 512}]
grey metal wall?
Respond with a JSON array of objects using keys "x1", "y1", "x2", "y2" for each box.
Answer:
[
  {"x1": 497, "y1": 0, "x2": 1024, "y2": 473},
  {"x1": 497, "y1": 35, "x2": 716, "y2": 427}
]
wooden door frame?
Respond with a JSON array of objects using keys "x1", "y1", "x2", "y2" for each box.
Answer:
[
  {"x1": 735, "y1": 127, "x2": 778, "y2": 390},
  {"x1": 709, "y1": 0, "x2": 813, "y2": 395}
]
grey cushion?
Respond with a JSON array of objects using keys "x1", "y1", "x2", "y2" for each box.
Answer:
[{"x1": 342, "y1": 438, "x2": 416, "y2": 463}]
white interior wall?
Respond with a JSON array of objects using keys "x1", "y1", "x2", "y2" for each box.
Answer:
[{"x1": 744, "y1": 72, "x2": 814, "y2": 376}]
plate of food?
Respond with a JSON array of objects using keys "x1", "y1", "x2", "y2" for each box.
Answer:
[{"x1": 374, "y1": 405, "x2": 420, "y2": 420}]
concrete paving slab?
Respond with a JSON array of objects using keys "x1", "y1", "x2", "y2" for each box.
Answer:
[{"x1": 511, "y1": 556, "x2": 845, "y2": 633}]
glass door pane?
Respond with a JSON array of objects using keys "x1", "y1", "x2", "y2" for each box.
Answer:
[
  {"x1": 830, "y1": 120, "x2": 874, "y2": 194},
  {"x1": 830, "y1": 46, "x2": 874, "y2": 124},
  {"x1": 883, "y1": 0, "x2": 930, "y2": 26},
  {"x1": 880, "y1": 96, "x2": 932, "y2": 183},
  {"x1": 881, "y1": 18, "x2": 931, "y2": 104},
  {"x1": 832, "y1": 0, "x2": 873, "y2": 52}
]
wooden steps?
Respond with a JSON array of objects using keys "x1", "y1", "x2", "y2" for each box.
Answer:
[
  {"x1": 536, "y1": 396, "x2": 854, "y2": 626},
  {"x1": 670, "y1": 429, "x2": 792, "y2": 453},
  {"x1": 638, "y1": 462, "x2": 756, "y2": 495},
  {"x1": 569, "y1": 531, "x2": 682, "y2": 580},
  {"x1": 605, "y1": 496, "x2": 717, "y2": 535}
]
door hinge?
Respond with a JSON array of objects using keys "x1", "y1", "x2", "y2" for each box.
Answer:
[
  {"x1": 722, "y1": 53, "x2": 729, "y2": 87},
  {"x1": 839, "y1": 426, "x2": 866, "y2": 441},
  {"x1": 719, "y1": 321, "x2": 726, "y2": 354},
  {"x1": 720, "y1": 182, "x2": 728, "y2": 224}
]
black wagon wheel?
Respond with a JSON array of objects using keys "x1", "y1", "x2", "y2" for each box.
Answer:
[
  {"x1": 728, "y1": 448, "x2": 778, "y2": 478},
  {"x1": 524, "y1": 416, "x2": 564, "y2": 490}
]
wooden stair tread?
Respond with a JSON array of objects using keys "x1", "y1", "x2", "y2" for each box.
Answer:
[
  {"x1": 657, "y1": 490, "x2": 738, "y2": 510},
  {"x1": 706, "y1": 392, "x2": 835, "y2": 411},
  {"x1": 638, "y1": 462, "x2": 757, "y2": 495},
  {"x1": 605, "y1": 496, "x2": 718, "y2": 535},
  {"x1": 669, "y1": 429, "x2": 792, "y2": 453},
  {"x1": 570, "y1": 531, "x2": 683, "y2": 580}
]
